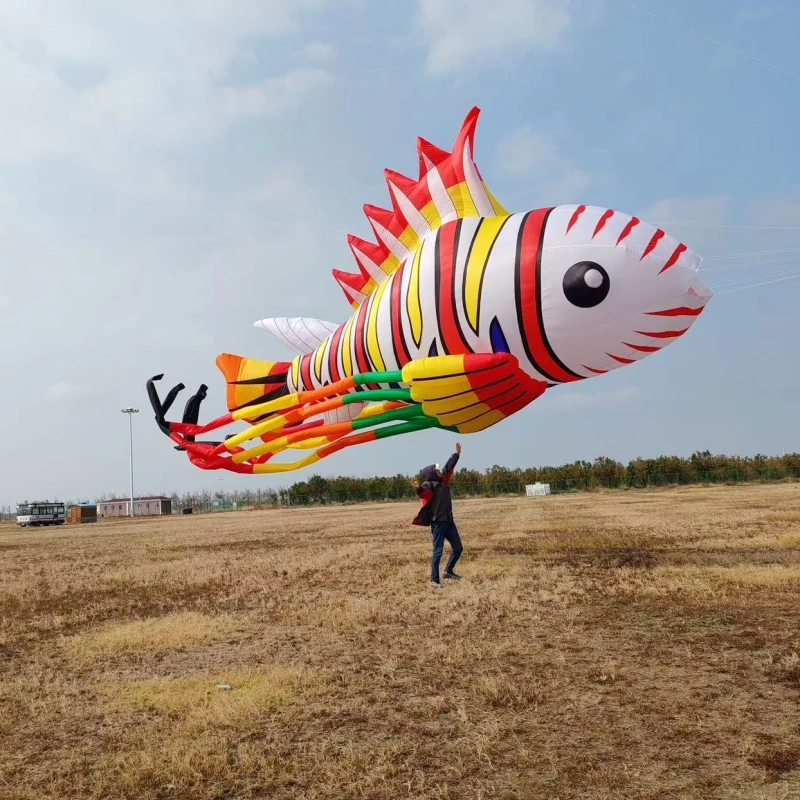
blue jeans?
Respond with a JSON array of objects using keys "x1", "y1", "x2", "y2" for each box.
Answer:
[{"x1": 431, "y1": 520, "x2": 463, "y2": 582}]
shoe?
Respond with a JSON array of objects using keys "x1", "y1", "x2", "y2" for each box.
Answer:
[
  {"x1": 430, "y1": 580, "x2": 443, "y2": 588},
  {"x1": 443, "y1": 571, "x2": 461, "y2": 580}
]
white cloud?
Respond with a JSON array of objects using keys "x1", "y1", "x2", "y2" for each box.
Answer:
[
  {"x1": 299, "y1": 42, "x2": 335, "y2": 63},
  {"x1": 0, "y1": 1, "x2": 333, "y2": 71},
  {"x1": 637, "y1": 195, "x2": 732, "y2": 226},
  {"x1": 546, "y1": 166, "x2": 592, "y2": 203},
  {"x1": 0, "y1": 1, "x2": 350, "y2": 507},
  {"x1": 415, "y1": 0, "x2": 570, "y2": 76},
  {"x1": 0, "y1": 1, "x2": 336, "y2": 164},
  {"x1": 639, "y1": 192, "x2": 800, "y2": 231},
  {"x1": 548, "y1": 386, "x2": 641, "y2": 411},
  {"x1": 495, "y1": 124, "x2": 592, "y2": 204},
  {"x1": 496, "y1": 126, "x2": 557, "y2": 176},
  {"x1": 0, "y1": 295, "x2": 8, "y2": 309}
]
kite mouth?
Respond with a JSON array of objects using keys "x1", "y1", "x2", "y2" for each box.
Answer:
[{"x1": 689, "y1": 272, "x2": 714, "y2": 303}]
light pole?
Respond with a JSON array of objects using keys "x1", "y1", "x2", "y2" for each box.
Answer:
[{"x1": 121, "y1": 408, "x2": 139, "y2": 517}]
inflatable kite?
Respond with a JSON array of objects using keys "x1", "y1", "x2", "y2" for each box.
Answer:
[{"x1": 147, "y1": 106, "x2": 713, "y2": 474}]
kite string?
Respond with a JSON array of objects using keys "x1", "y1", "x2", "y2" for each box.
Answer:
[
  {"x1": 702, "y1": 252, "x2": 800, "y2": 273},
  {"x1": 715, "y1": 270, "x2": 800, "y2": 295},
  {"x1": 482, "y1": 2, "x2": 800, "y2": 284},
  {"x1": 494, "y1": 0, "x2": 799, "y2": 102},
  {"x1": 709, "y1": 265, "x2": 800, "y2": 289},
  {"x1": 488, "y1": 0, "x2": 574, "y2": 98},
  {"x1": 654, "y1": 222, "x2": 800, "y2": 230},
  {"x1": 616, "y1": 0, "x2": 799, "y2": 82},
  {"x1": 703, "y1": 246, "x2": 800, "y2": 263}
]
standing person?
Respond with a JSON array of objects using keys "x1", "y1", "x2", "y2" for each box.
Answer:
[{"x1": 411, "y1": 442, "x2": 463, "y2": 588}]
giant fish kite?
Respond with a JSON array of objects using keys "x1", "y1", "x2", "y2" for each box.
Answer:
[{"x1": 147, "y1": 107, "x2": 713, "y2": 474}]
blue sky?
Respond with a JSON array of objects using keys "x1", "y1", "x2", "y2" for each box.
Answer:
[{"x1": 1, "y1": 0, "x2": 798, "y2": 505}]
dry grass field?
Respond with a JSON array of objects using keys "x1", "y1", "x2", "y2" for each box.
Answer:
[{"x1": 1, "y1": 484, "x2": 799, "y2": 800}]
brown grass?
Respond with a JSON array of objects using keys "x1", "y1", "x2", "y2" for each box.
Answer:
[{"x1": 1, "y1": 483, "x2": 799, "y2": 799}]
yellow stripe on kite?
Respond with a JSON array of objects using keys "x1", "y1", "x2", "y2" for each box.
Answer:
[
  {"x1": 419, "y1": 200, "x2": 442, "y2": 231},
  {"x1": 288, "y1": 436, "x2": 330, "y2": 450},
  {"x1": 464, "y1": 216, "x2": 508, "y2": 333},
  {"x1": 447, "y1": 182, "x2": 479, "y2": 219},
  {"x1": 231, "y1": 392, "x2": 296, "y2": 424},
  {"x1": 226, "y1": 412, "x2": 292, "y2": 449},
  {"x1": 231, "y1": 434, "x2": 289, "y2": 464},
  {"x1": 253, "y1": 452, "x2": 321, "y2": 473},
  {"x1": 435, "y1": 402, "x2": 493, "y2": 427},
  {"x1": 314, "y1": 342, "x2": 325, "y2": 384},
  {"x1": 398, "y1": 224, "x2": 421, "y2": 253},
  {"x1": 355, "y1": 402, "x2": 387, "y2": 419},
  {"x1": 366, "y1": 278, "x2": 388, "y2": 372},
  {"x1": 421, "y1": 392, "x2": 480, "y2": 416},
  {"x1": 341, "y1": 314, "x2": 355, "y2": 377},
  {"x1": 402, "y1": 354, "x2": 465, "y2": 382},
  {"x1": 455, "y1": 408, "x2": 505, "y2": 434},
  {"x1": 378, "y1": 252, "x2": 401, "y2": 278},
  {"x1": 407, "y1": 242, "x2": 424, "y2": 347},
  {"x1": 484, "y1": 186, "x2": 508, "y2": 216}
]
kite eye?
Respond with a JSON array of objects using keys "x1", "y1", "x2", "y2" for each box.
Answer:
[{"x1": 563, "y1": 261, "x2": 610, "y2": 308}]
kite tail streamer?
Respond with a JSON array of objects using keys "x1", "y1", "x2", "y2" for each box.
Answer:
[
  {"x1": 147, "y1": 353, "x2": 546, "y2": 474},
  {"x1": 147, "y1": 368, "x2": 440, "y2": 474}
]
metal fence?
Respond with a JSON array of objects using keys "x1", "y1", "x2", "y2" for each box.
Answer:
[
  {"x1": 167, "y1": 466, "x2": 800, "y2": 513},
  {"x1": 4, "y1": 466, "x2": 795, "y2": 522}
]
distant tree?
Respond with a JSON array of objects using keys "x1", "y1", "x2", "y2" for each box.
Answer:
[{"x1": 87, "y1": 450, "x2": 799, "y2": 515}]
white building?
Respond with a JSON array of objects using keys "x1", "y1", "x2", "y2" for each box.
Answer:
[{"x1": 97, "y1": 496, "x2": 173, "y2": 518}]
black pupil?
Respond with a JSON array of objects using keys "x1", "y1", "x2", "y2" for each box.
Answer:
[{"x1": 563, "y1": 261, "x2": 610, "y2": 308}]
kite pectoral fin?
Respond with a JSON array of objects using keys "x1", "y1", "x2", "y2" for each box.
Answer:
[{"x1": 401, "y1": 352, "x2": 548, "y2": 433}]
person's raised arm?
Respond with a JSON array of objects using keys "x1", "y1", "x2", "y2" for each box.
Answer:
[{"x1": 442, "y1": 442, "x2": 462, "y2": 484}]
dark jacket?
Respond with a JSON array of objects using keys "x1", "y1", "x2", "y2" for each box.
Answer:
[{"x1": 412, "y1": 452, "x2": 459, "y2": 526}]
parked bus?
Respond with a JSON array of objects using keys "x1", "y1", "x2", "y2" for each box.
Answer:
[{"x1": 16, "y1": 501, "x2": 66, "y2": 527}]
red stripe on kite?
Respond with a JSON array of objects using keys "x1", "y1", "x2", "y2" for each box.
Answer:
[
  {"x1": 300, "y1": 352, "x2": 314, "y2": 389},
  {"x1": 607, "y1": 353, "x2": 636, "y2": 365},
  {"x1": 582, "y1": 365, "x2": 608, "y2": 375},
  {"x1": 623, "y1": 342, "x2": 662, "y2": 353},
  {"x1": 353, "y1": 295, "x2": 372, "y2": 375},
  {"x1": 659, "y1": 243, "x2": 687, "y2": 274},
  {"x1": 634, "y1": 327, "x2": 690, "y2": 339},
  {"x1": 518, "y1": 210, "x2": 581, "y2": 383},
  {"x1": 645, "y1": 306, "x2": 704, "y2": 317},
  {"x1": 327, "y1": 323, "x2": 345, "y2": 383},
  {"x1": 437, "y1": 221, "x2": 470, "y2": 353},
  {"x1": 593, "y1": 209, "x2": 615, "y2": 239},
  {"x1": 616, "y1": 216, "x2": 640, "y2": 245},
  {"x1": 472, "y1": 375, "x2": 519, "y2": 405},
  {"x1": 389, "y1": 266, "x2": 411, "y2": 367},
  {"x1": 566, "y1": 204, "x2": 587, "y2": 234},
  {"x1": 640, "y1": 229, "x2": 665, "y2": 260}
]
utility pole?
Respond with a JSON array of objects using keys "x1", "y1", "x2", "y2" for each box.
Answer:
[{"x1": 121, "y1": 408, "x2": 139, "y2": 517}]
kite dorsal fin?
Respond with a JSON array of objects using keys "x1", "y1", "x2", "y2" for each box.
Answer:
[
  {"x1": 254, "y1": 317, "x2": 340, "y2": 356},
  {"x1": 332, "y1": 106, "x2": 508, "y2": 309}
]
